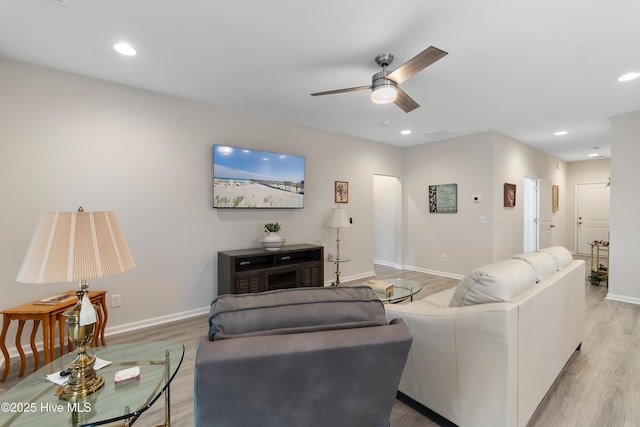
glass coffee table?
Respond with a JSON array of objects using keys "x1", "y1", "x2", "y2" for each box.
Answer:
[
  {"x1": 361, "y1": 278, "x2": 423, "y2": 304},
  {"x1": 0, "y1": 341, "x2": 184, "y2": 426}
]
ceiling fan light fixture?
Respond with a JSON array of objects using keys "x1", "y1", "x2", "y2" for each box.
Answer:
[{"x1": 371, "y1": 84, "x2": 397, "y2": 104}]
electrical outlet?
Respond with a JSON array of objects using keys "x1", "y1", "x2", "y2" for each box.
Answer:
[
  {"x1": 111, "y1": 294, "x2": 122, "y2": 308},
  {"x1": 442, "y1": 254, "x2": 448, "y2": 262}
]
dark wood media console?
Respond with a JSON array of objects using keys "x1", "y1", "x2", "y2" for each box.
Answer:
[{"x1": 217, "y1": 244, "x2": 324, "y2": 295}]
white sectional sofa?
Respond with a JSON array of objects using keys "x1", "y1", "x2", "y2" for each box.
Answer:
[{"x1": 384, "y1": 246, "x2": 585, "y2": 427}]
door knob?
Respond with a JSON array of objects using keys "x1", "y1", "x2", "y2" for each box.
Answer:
[
  {"x1": 551, "y1": 225, "x2": 556, "y2": 228},
  {"x1": 578, "y1": 222, "x2": 583, "y2": 225}
]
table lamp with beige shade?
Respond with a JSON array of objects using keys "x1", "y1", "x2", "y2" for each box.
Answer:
[{"x1": 16, "y1": 207, "x2": 135, "y2": 400}]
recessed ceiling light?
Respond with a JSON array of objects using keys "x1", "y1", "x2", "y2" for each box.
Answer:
[
  {"x1": 588, "y1": 153, "x2": 600, "y2": 158},
  {"x1": 617, "y1": 72, "x2": 640, "y2": 82},
  {"x1": 554, "y1": 131, "x2": 568, "y2": 136},
  {"x1": 401, "y1": 130, "x2": 411, "y2": 135},
  {"x1": 114, "y1": 43, "x2": 137, "y2": 56}
]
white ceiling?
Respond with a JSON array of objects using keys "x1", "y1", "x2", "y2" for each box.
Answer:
[{"x1": 2, "y1": 0, "x2": 639, "y2": 162}]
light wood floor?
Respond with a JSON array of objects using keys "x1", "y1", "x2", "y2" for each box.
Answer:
[{"x1": 2, "y1": 260, "x2": 638, "y2": 427}]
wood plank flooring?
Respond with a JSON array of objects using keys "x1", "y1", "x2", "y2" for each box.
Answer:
[{"x1": 2, "y1": 259, "x2": 638, "y2": 427}]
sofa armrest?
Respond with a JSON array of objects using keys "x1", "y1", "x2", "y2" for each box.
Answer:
[{"x1": 385, "y1": 301, "x2": 519, "y2": 427}]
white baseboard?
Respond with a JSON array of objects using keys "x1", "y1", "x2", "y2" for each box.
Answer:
[
  {"x1": 0, "y1": 306, "x2": 210, "y2": 371},
  {"x1": 324, "y1": 270, "x2": 376, "y2": 286},
  {"x1": 401, "y1": 265, "x2": 464, "y2": 280},
  {"x1": 104, "y1": 306, "x2": 210, "y2": 337},
  {"x1": 372, "y1": 261, "x2": 463, "y2": 280},
  {"x1": 605, "y1": 293, "x2": 640, "y2": 306},
  {"x1": 373, "y1": 259, "x2": 402, "y2": 269}
]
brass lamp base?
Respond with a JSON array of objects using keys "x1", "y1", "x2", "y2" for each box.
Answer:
[
  {"x1": 57, "y1": 351, "x2": 105, "y2": 401},
  {"x1": 58, "y1": 285, "x2": 105, "y2": 401}
]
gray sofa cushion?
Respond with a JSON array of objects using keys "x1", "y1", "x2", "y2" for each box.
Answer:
[{"x1": 209, "y1": 286, "x2": 387, "y2": 340}]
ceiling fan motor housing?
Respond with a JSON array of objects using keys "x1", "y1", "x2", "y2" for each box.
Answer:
[
  {"x1": 371, "y1": 53, "x2": 398, "y2": 103},
  {"x1": 372, "y1": 71, "x2": 397, "y2": 88}
]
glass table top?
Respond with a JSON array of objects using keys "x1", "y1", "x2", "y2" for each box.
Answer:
[
  {"x1": 364, "y1": 278, "x2": 423, "y2": 303},
  {"x1": 0, "y1": 341, "x2": 184, "y2": 426}
]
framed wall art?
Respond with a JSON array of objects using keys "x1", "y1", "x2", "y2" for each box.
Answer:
[
  {"x1": 335, "y1": 181, "x2": 348, "y2": 203},
  {"x1": 428, "y1": 183, "x2": 457, "y2": 213},
  {"x1": 504, "y1": 183, "x2": 516, "y2": 207},
  {"x1": 552, "y1": 185, "x2": 559, "y2": 212}
]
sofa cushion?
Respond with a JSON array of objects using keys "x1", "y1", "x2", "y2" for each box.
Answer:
[
  {"x1": 538, "y1": 246, "x2": 573, "y2": 270},
  {"x1": 209, "y1": 286, "x2": 387, "y2": 340},
  {"x1": 511, "y1": 251, "x2": 558, "y2": 282},
  {"x1": 420, "y1": 287, "x2": 457, "y2": 308},
  {"x1": 449, "y1": 258, "x2": 536, "y2": 307}
]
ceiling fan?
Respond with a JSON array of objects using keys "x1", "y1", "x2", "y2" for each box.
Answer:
[{"x1": 311, "y1": 46, "x2": 448, "y2": 113}]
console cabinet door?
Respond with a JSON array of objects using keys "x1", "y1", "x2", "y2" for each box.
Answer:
[
  {"x1": 300, "y1": 262, "x2": 322, "y2": 288},
  {"x1": 235, "y1": 272, "x2": 265, "y2": 294}
]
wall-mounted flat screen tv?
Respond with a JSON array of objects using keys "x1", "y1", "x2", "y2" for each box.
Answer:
[{"x1": 213, "y1": 145, "x2": 305, "y2": 208}]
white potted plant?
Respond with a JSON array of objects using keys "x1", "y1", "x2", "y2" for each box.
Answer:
[
  {"x1": 261, "y1": 222, "x2": 285, "y2": 250},
  {"x1": 263, "y1": 222, "x2": 282, "y2": 242}
]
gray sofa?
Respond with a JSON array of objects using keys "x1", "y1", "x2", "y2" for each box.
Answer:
[{"x1": 194, "y1": 286, "x2": 412, "y2": 427}]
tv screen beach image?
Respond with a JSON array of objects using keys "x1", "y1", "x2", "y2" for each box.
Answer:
[{"x1": 213, "y1": 145, "x2": 305, "y2": 208}]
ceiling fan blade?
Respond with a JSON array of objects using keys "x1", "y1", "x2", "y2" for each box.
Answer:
[
  {"x1": 387, "y1": 46, "x2": 448, "y2": 85},
  {"x1": 394, "y1": 87, "x2": 420, "y2": 113},
  {"x1": 311, "y1": 85, "x2": 372, "y2": 96}
]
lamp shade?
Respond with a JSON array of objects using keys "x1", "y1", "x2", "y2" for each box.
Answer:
[
  {"x1": 17, "y1": 210, "x2": 135, "y2": 284},
  {"x1": 324, "y1": 208, "x2": 351, "y2": 229}
]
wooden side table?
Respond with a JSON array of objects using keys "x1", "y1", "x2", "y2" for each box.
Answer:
[{"x1": 0, "y1": 290, "x2": 108, "y2": 381}]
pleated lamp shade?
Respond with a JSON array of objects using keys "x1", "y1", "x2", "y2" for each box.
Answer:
[
  {"x1": 17, "y1": 210, "x2": 135, "y2": 284},
  {"x1": 324, "y1": 208, "x2": 351, "y2": 229}
]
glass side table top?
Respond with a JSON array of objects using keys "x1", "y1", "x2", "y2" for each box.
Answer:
[
  {"x1": 365, "y1": 278, "x2": 422, "y2": 303},
  {"x1": 0, "y1": 341, "x2": 184, "y2": 426}
]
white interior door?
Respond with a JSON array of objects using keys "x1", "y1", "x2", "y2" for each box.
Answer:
[
  {"x1": 373, "y1": 175, "x2": 401, "y2": 267},
  {"x1": 538, "y1": 179, "x2": 553, "y2": 249},
  {"x1": 576, "y1": 183, "x2": 610, "y2": 255}
]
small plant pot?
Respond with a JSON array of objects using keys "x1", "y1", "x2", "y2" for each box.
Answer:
[{"x1": 263, "y1": 232, "x2": 282, "y2": 242}]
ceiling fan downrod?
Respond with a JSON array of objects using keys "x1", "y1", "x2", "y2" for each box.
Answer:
[{"x1": 371, "y1": 53, "x2": 398, "y2": 103}]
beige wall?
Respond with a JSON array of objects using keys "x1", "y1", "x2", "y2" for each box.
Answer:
[
  {"x1": 609, "y1": 111, "x2": 640, "y2": 304},
  {"x1": 402, "y1": 131, "x2": 571, "y2": 277},
  {"x1": 403, "y1": 132, "x2": 494, "y2": 276},
  {"x1": 492, "y1": 133, "x2": 569, "y2": 260},
  {"x1": 0, "y1": 58, "x2": 403, "y2": 342}
]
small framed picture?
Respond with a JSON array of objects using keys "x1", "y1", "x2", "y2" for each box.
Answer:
[
  {"x1": 504, "y1": 183, "x2": 516, "y2": 207},
  {"x1": 335, "y1": 181, "x2": 349, "y2": 203},
  {"x1": 552, "y1": 185, "x2": 559, "y2": 212}
]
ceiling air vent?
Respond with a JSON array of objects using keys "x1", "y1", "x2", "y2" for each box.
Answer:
[
  {"x1": 423, "y1": 129, "x2": 457, "y2": 140},
  {"x1": 49, "y1": 0, "x2": 70, "y2": 7}
]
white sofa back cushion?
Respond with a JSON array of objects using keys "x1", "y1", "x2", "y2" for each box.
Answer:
[
  {"x1": 538, "y1": 246, "x2": 573, "y2": 270},
  {"x1": 449, "y1": 258, "x2": 536, "y2": 307},
  {"x1": 511, "y1": 251, "x2": 558, "y2": 282}
]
